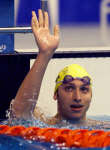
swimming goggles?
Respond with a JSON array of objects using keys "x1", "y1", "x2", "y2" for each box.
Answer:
[{"x1": 56, "y1": 75, "x2": 91, "y2": 85}]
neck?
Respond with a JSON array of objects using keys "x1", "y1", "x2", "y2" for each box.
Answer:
[{"x1": 55, "y1": 113, "x2": 87, "y2": 125}]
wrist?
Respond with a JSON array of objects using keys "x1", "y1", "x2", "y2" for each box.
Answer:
[
  {"x1": 36, "y1": 51, "x2": 53, "y2": 63},
  {"x1": 39, "y1": 50, "x2": 54, "y2": 59}
]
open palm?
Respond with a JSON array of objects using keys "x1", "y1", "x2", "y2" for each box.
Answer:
[{"x1": 31, "y1": 10, "x2": 60, "y2": 54}]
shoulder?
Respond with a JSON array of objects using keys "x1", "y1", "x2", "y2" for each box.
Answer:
[
  {"x1": 87, "y1": 118, "x2": 110, "y2": 129},
  {"x1": 34, "y1": 106, "x2": 58, "y2": 125}
]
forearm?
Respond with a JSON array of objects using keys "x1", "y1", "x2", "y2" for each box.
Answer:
[{"x1": 12, "y1": 52, "x2": 52, "y2": 119}]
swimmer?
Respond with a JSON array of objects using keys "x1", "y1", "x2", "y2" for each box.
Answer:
[{"x1": 10, "y1": 10, "x2": 110, "y2": 127}]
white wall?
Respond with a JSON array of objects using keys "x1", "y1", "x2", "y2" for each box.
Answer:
[{"x1": 31, "y1": 57, "x2": 110, "y2": 117}]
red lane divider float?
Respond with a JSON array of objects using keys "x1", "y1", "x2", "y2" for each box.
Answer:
[{"x1": 0, "y1": 125, "x2": 110, "y2": 148}]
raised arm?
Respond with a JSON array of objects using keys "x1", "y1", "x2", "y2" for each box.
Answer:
[{"x1": 11, "y1": 10, "x2": 60, "y2": 119}]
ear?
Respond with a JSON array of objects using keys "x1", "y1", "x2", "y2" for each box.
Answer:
[{"x1": 53, "y1": 92, "x2": 58, "y2": 101}]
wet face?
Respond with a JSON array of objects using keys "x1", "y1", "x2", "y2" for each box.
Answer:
[{"x1": 54, "y1": 79, "x2": 92, "y2": 122}]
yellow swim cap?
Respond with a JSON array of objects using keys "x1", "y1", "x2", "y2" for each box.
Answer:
[{"x1": 54, "y1": 64, "x2": 92, "y2": 93}]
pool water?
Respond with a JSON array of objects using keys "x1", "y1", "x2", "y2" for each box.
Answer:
[
  {"x1": 0, "y1": 117, "x2": 110, "y2": 150},
  {"x1": 0, "y1": 134, "x2": 110, "y2": 150}
]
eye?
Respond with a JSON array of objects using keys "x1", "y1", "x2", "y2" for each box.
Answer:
[
  {"x1": 80, "y1": 86, "x2": 89, "y2": 93},
  {"x1": 64, "y1": 86, "x2": 75, "y2": 92}
]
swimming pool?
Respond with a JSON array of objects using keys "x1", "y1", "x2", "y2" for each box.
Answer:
[
  {"x1": 0, "y1": 134, "x2": 110, "y2": 150},
  {"x1": 0, "y1": 117, "x2": 110, "y2": 150},
  {"x1": 0, "y1": 125, "x2": 110, "y2": 150},
  {"x1": 0, "y1": 134, "x2": 106, "y2": 150}
]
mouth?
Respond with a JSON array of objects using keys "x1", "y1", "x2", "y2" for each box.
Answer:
[{"x1": 70, "y1": 104, "x2": 84, "y2": 112}]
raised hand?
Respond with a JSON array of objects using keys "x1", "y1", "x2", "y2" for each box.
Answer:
[
  {"x1": 12, "y1": 10, "x2": 59, "y2": 120},
  {"x1": 31, "y1": 10, "x2": 60, "y2": 55}
]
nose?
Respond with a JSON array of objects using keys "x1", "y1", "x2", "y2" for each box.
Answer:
[{"x1": 73, "y1": 89, "x2": 81, "y2": 103}]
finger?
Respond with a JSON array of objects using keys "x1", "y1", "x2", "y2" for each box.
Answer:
[
  {"x1": 54, "y1": 25, "x2": 60, "y2": 37},
  {"x1": 44, "y1": 11, "x2": 49, "y2": 28},
  {"x1": 38, "y1": 9, "x2": 44, "y2": 27},
  {"x1": 31, "y1": 11, "x2": 39, "y2": 30}
]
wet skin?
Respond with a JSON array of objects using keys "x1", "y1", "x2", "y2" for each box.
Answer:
[{"x1": 54, "y1": 79, "x2": 92, "y2": 123}]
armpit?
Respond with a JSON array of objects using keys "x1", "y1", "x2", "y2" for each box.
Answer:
[
  {"x1": 33, "y1": 106, "x2": 47, "y2": 121},
  {"x1": 34, "y1": 106, "x2": 59, "y2": 125}
]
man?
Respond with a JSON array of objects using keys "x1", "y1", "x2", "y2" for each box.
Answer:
[{"x1": 10, "y1": 10, "x2": 108, "y2": 127}]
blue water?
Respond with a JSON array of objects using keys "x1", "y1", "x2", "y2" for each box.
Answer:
[
  {"x1": 0, "y1": 134, "x2": 110, "y2": 150},
  {"x1": 0, "y1": 116, "x2": 110, "y2": 150}
]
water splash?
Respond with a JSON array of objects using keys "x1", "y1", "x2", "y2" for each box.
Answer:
[
  {"x1": 3, "y1": 114, "x2": 110, "y2": 131},
  {"x1": 1, "y1": 111, "x2": 110, "y2": 150},
  {"x1": 3, "y1": 98, "x2": 110, "y2": 130}
]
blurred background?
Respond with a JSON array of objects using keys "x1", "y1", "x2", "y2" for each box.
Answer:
[
  {"x1": 14, "y1": 0, "x2": 110, "y2": 117},
  {"x1": 15, "y1": 0, "x2": 110, "y2": 50}
]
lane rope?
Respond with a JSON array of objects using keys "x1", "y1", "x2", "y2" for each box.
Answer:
[{"x1": 0, "y1": 125, "x2": 110, "y2": 148}]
